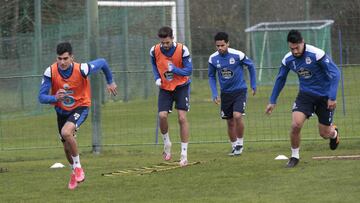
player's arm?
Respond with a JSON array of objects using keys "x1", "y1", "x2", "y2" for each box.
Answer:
[
  {"x1": 169, "y1": 46, "x2": 192, "y2": 76},
  {"x1": 208, "y1": 62, "x2": 219, "y2": 104},
  {"x1": 150, "y1": 47, "x2": 162, "y2": 87},
  {"x1": 319, "y1": 55, "x2": 340, "y2": 101},
  {"x1": 38, "y1": 67, "x2": 65, "y2": 104},
  {"x1": 242, "y1": 56, "x2": 257, "y2": 95},
  {"x1": 265, "y1": 64, "x2": 290, "y2": 115},
  {"x1": 319, "y1": 55, "x2": 340, "y2": 110},
  {"x1": 83, "y1": 58, "x2": 117, "y2": 96}
]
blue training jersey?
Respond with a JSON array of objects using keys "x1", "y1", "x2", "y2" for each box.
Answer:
[
  {"x1": 269, "y1": 44, "x2": 340, "y2": 104},
  {"x1": 208, "y1": 48, "x2": 256, "y2": 100}
]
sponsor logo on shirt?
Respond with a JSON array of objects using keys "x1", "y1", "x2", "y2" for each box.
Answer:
[
  {"x1": 164, "y1": 71, "x2": 174, "y2": 81},
  {"x1": 221, "y1": 68, "x2": 234, "y2": 79},
  {"x1": 297, "y1": 68, "x2": 312, "y2": 79},
  {"x1": 62, "y1": 83, "x2": 75, "y2": 107}
]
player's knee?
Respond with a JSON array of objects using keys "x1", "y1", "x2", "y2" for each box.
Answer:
[
  {"x1": 178, "y1": 115, "x2": 187, "y2": 125},
  {"x1": 319, "y1": 128, "x2": 331, "y2": 138},
  {"x1": 158, "y1": 112, "x2": 168, "y2": 120},
  {"x1": 291, "y1": 122, "x2": 302, "y2": 132},
  {"x1": 61, "y1": 128, "x2": 73, "y2": 140},
  {"x1": 233, "y1": 112, "x2": 243, "y2": 120}
]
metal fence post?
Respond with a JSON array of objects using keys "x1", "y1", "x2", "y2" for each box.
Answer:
[{"x1": 87, "y1": 0, "x2": 102, "y2": 154}]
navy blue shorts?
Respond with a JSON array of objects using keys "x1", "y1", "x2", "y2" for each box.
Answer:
[
  {"x1": 56, "y1": 106, "x2": 89, "y2": 142},
  {"x1": 158, "y1": 83, "x2": 190, "y2": 112},
  {"x1": 292, "y1": 91, "x2": 334, "y2": 126},
  {"x1": 220, "y1": 89, "x2": 247, "y2": 119}
]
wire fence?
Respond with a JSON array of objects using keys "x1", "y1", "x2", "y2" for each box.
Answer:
[
  {"x1": 1, "y1": 0, "x2": 360, "y2": 150},
  {"x1": 0, "y1": 65, "x2": 359, "y2": 150}
]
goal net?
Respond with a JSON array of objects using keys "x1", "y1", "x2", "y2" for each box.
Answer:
[{"x1": 245, "y1": 20, "x2": 334, "y2": 84}]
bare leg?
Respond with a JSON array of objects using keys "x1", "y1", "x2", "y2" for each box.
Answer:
[
  {"x1": 177, "y1": 110, "x2": 189, "y2": 143},
  {"x1": 318, "y1": 123, "x2": 336, "y2": 139},
  {"x1": 158, "y1": 111, "x2": 169, "y2": 134},
  {"x1": 233, "y1": 112, "x2": 244, "y2": 139},
  {"x1": 226, "y1": 118, "x2": 237, "y2": 142},
  {"x1": 63, "y1": 141, "x2": 73, "y2": 165},
  {"x1": 61, "y1": 122, "x2": 78, "y2": 157},
  {"x1": 290, "y1": 112, "x2": 307, "y2": 149}
]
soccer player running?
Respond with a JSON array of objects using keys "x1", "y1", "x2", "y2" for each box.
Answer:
[
  {"x1": 265, "y1": 30, "x2": 340, "y2": 168},
  {"x1": 150, "y1": 26, "x2": 192, "y2": 167},
  {"x1": 38, "y1": 42, "x2": 117, "y2": 189},
  {"x1": 208, "y1": 32, "x2": 256, "y2": 156}
]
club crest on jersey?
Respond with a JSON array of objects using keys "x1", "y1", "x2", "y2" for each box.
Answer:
[
  {"x1": 221, "y1": 68, "x2": 234, "y2": 79},
  {"x1": 297, "y1": 68, "x2": 312, "y2": 79},
  {"x1": 63, "y1": 84, "x2": 70, "y2": 90},
  {"x1": 305, "y1": 57, "x2": 312, "y2": 64},
  {"x1": 63, "y1": 83, "x2": 73, "y2": 94},
  {"x1": 229, "y1": 57, "x2": 235, "y2": 64}
]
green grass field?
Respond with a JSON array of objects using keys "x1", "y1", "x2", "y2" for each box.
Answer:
[
  {"x1": 1, "y1": 141, "x2": 360, "y2": 202},
  {"x1": 1, "y1": 67, "x2": 360, "y2": 202}
]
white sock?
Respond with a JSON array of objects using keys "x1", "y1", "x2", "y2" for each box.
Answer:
[
  {"x1": 331, "y1": 129, "x2": 338, "y2": 139},
  {"x1": 162, "y1": 132, "x2": 171, "y2": 145},
  {"x1": 237, "y1": 137, "x2": 244, "y2": 146},
  {"x1": 71, "y1": 155, "x2": 81, "y2": 168},
  {"x1": 181, "y1": 142, "x2": 188, "y2": 157},
  {"x1": 231, "y1": 141, "x2": 237, "y2": 148},
  {"x1": 291, "y1": 147, "x2": 300, "y2": 159}
]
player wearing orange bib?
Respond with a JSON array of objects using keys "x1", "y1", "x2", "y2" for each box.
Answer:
[
  {"x1": 38, "y1": 42, "x2": 117, "y2": 189},
  {"x1": 150, "y1": 26, "x2": 192, "y2": 166}
]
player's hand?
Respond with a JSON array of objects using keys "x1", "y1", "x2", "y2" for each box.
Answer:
[
  {"x1": 107, "y1": 82, "x2": 118, "y2": 96},
  {"x1": 55, "y1": 89, "x2": 66, "y2": 101},
  {"x1": 327, "y1": 99, "x2": 336, "y2": 110},
  {"x1": 213, "y1": 96, "x2": 221, "y2": 105},
  {"x1": 265, "y1": 103, "x2": 276, "y2": 115},
  {"x1": 155, "y1": 78, "x2": 162, "y2": 87},
  {"x1": 252, "y1": 88, "x2": 256, "y2": 96}
]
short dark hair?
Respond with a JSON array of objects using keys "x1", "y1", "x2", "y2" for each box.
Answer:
[
  {"x1": 56, "y1": 42, "x2": 72, "y2": 55},
  {"x1": 214, "y1": 32, "x2": 229, "y2": 43},
  {"x1": 287, "y1": 30, "x2": 303, "y2": 43},
  {"x1": 158, "y1": 26, "x2": 173, "y2": 38}
]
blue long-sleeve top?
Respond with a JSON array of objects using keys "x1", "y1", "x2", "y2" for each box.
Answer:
[
  {"x1": 38, "y1": 58, "x2": 114, "y2": 115},
  {"x1": 269, "y1": 44, "x2": 340, "y2": 104},
  {"x1": 150, "y1": 42, "x2": 192, "y2": 85},
  {"x1": 208, "y1": 48, "x2": 257, "y2": 100}
]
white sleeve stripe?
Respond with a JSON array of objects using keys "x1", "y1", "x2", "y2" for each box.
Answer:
[
  {"x1": 149, "y1": 46, "x2": 155, "y2": 57},
  {"x1": 208, "y1": 52, "x2": 219, "y2": 63},
  {"x1": 282, "y1": 52, "x2": 292, "y2": 65},
  {"x1": 182, "y1": 45, "x2": 190, "y2": 57},
  {"x1": 80, "y1": 63, "x2": 90, "y2": 76},
  {"x1": 306, "y1": 44, "x2": 325, "y2": 61},
  {"x1": 228, "y1": 48, "x2": 245, "y2": 60},
  {"x1": 44, "y1": 67, "x2": 51, "y2": 78}
]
